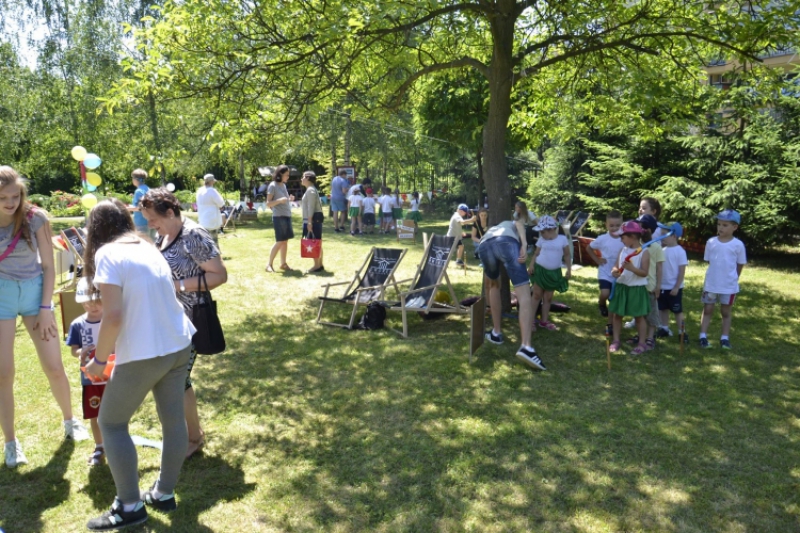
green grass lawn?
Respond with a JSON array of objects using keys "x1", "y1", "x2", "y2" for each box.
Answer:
[{"x1": 2, "y1": 213, "x2": 799, "y2": 532}]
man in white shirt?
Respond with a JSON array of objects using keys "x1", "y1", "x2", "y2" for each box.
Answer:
[{"x1": 196, "y1": 174, "x2": 226, "y2": 244}]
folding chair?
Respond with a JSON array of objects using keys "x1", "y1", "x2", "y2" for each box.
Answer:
[
  {"x1": 568, "y1": 211, "x2": 591, "y2": 263},
  {"x1": 59, "y1": 227, "x2": 85, "y2": 289},
  {"x1": 555, "y1": 210, "x2": 573, "y2": 227},
  {"x1": 317, "y1": 247, "x2": 407, "y2": 329},
  {"x1": 221, "y1": 203, "x2": 243, "y2": 234},
  {"x1": 377, "y1": 234, "x2": 469, "y2": 338}
]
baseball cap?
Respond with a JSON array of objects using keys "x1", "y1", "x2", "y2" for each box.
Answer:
[
  {"x1": 533, "y1": 214, "x2": 558, "y2": 231},
  {"x1": 620, "y1": 220, "x2": 644, "y2": 234},
  {"x1": 636, "y1": 214, "x2": 658, "y2": 231},
  {"x1": 457, "y1": 204, "x2": 470, "y2": 212},
  {"x1": 75, "y1": 277, "x2": 99, "y2": 304},
  {"x1": 717, "y1": 209, "x2": 741, "y2": 224},
  {"x1": 366, "y1": 188, "x2": 373, "y2": 195}
]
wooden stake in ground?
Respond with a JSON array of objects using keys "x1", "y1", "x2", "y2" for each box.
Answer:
[
  {"x1": 605, "y1": 323, "x2": 612, "y2": 370},
  {"x1": 680, "y1": 320, "x2": 686, "y2": 356}
]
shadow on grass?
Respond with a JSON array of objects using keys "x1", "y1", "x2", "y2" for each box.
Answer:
[
  {"x1": 77, "y1": 445, "x2": 255, "y2": 532},
  {"x1": 188, "y1": 266, "x2": 800, "y2": 531},
  {"x1": 0, "y1": 439, "x2": 74, "y2": 532}
]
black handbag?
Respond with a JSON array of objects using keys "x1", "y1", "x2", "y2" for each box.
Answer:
[{"x1": 190, "y1": 273, "x2": 226, "y2": 355}]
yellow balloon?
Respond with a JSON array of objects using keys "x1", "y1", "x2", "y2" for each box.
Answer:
[
  {"x1": 86, "y1": 172, "x2": 102, "y2": 186},
  {"x1": 71, "y1": 146, "x2": 87, "y2": 161},
  {"x1": 81, "y1": 194, "x2": 98, "y2": 209}
]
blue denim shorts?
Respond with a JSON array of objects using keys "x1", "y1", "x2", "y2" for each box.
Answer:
[
  {"x1": 0, "y1": 275, "x2": 43, "y2": 320},
  {"x1": 478, "y1": 237, "x2": 530, "y2": 287},
  {"x1": 331, "y1": 199, "x2": 346, "y2": 212},
  {"x1": 272, "y1": 216, "x2": 295, "y2": 242}
]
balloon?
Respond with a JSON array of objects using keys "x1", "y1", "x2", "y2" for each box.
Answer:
[
  {"x1": 81, "y1": 194, "x2": 98, "y2": 209},
  {"x1": 166, "y1": 183, "x2": 176, "y2": 192},
  {"x1": 71, "y1": 146, "x2": 87, "y2": 161},
  {"x1": 86, "y1": 183, "x2": 97, "y2": 192},
  {"x1": 84, "y1": 172, "x2": 103, "y2": 187},
  {"x1": 84, "y1": 154, "x2": 102, "y2": 170},
  {"x1": 86, "y1": 172, "x2": 102, "y2": 186}
]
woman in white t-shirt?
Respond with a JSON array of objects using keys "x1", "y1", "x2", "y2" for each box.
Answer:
[{"x1": 83, "y1": 199, "x2": 196, "y2": 529}]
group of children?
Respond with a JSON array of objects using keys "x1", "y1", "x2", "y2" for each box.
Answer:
[
  {"x1": 582, "y1": 197, "x2": 746, "y2": 355},
  {"x1": 346, "y1": 189, "x2": 422, "y2": 236}
]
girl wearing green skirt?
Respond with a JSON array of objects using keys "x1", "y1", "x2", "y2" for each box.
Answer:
[
  {"x1": 608, "y1": 220, "x2": 651, "y2": 355},
  {"x1": 527, "y1": 215, "x2": 572, "y2": 331},
  {"x1": 406, "y1": 192, "x2": 422, "y2": 229}
]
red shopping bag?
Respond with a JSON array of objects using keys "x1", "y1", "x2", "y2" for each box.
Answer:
[{"x1": 301, "y1": 233, "x2": 321, "y2": 258}]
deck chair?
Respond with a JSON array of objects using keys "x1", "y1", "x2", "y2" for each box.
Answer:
[
  {"x1": 568, "y1": 211, "x2": 591, "y2": 263},
  {"x1": 378, "y1": 234, "x2": 468, "y2": 338},
  {"x1": 317, "y1": 247, "x2": 407, "y2": 329},
  {"x1": 555, "y1": 210, "x2": 573, "y2": 226},
  {"x1": 222, "y1": 203, "x2": 244, "y2": 233}
]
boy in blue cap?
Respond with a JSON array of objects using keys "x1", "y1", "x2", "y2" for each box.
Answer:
[{"x1": 699, "y1": 209, "x2": 747, "y2": 349}]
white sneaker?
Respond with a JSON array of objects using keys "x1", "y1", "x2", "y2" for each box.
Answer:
[
  {"x1": 5, "y1": 439, "x2": 28, "y2": 468},
  {"x1": 623, "y1": 319, "x2": 636, "y2": 329},
  {"x1": 64, "y1": 418, "x2": 90, "y2": 441}
]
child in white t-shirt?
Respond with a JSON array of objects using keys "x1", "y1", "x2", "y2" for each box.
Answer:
[
  {"x1": 699, "y1": 210, "x2": 747, "y2": 349},
  {"x1": 527, "y1": 215, "x2": 571, "y2": 331},
  {"x1": 361, "y1": 189, "x2": 377, "y2": 234},
  {"x1": 347, "y1": 190, "x2": 363, "y2": 236},
  {"x1": 378, "y1": 189, "x2": 394, "y2": 234},
  {"x1": 588, "y1": 210, "x2": 624, "y2": 334},
  {"x1": 658, "y1": 226, "x2": 688, "y2": 343}
]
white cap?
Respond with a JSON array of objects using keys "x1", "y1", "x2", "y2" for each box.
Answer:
[{"x1": 75, "y1": 277, "x2": 98, "y2": 303}]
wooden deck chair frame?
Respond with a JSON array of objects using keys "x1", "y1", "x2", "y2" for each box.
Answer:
[
  {"x1": 381, "y1": 234, "x2": 468, "y2": 338},
  {"x1": 317, "y1": 247, "x2": 407, "y2": 329}
]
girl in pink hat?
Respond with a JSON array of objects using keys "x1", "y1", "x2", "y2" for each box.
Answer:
[{"x1": 608, "y1": 220, "x2": 651, "y2": 355}]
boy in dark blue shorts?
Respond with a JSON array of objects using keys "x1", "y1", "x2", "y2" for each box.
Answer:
[{"x1": 657, "y1": 225, "x2": 689, "y2": 344}]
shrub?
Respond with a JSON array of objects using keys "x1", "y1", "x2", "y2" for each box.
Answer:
[{"x1": 27, "y1": 194, "x2": 51, "y2": 210}]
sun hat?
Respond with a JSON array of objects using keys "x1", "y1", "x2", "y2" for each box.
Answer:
[
  {"x1": 664, "y1": 221, "x2": 684, "y2": 238},
  {"x1": 75, "y1": 277, "x2": 98, "y2": 304},
  {"x1": 534, "y1": 214, "x2": 558, "y2": 231},
  {"x1": 620, "y1": 220, "x2": 644, "y2": 235},
  {"x1": 203, "y1": 173, "x2": 216, "y2": 184},
  {"x1": 716, "y1": 209, "x2": 741, "y2": 224},
  {"x1": 636, "y1": 214, "x2": 658, "y2": 231},
  {"x1": 457, "y1": 203, "x2": 470, "y2": 212}
]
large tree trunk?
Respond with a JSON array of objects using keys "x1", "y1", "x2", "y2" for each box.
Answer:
[{"x1": 482, "y1": 0, "x2": 517, "y2": 311}]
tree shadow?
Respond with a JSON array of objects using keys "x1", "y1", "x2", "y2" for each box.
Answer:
[
  {"x1": 190, "y1": 265, "x2": 800, "y2": 531},
  {"x1": 77, "y1": 444, "x2": 254, "y2": 532},
  {"x1": 0, "y1": 438, "x2": 74, "y2": 532}
]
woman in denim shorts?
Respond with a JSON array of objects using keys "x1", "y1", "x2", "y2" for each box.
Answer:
[
  {"x1": 0, "y1": 166, "x2": 88, "y2": 468},
  {"x1": 265, "y1": 165, "x2": 295, "y2": 272}
]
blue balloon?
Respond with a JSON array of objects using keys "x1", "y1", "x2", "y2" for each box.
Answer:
[
  {"x1": 84, "y1": 154, "x2": 102, "y2": 170},
  {"x1": 86, "y1": 183, "x2": 97, "y2": 191}
]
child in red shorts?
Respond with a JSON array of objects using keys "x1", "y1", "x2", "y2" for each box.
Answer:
[{"x1": 66, "y1": 277, "x2": 107, "y2": 466}]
